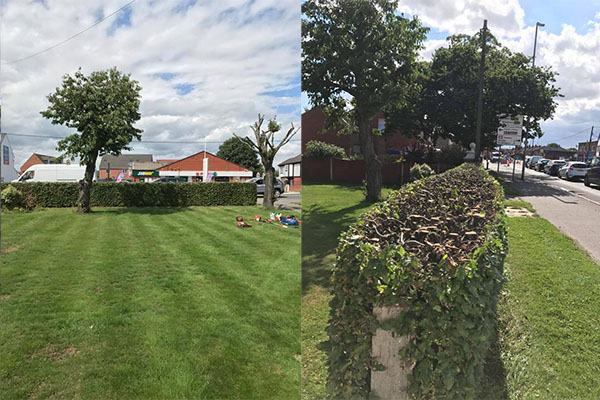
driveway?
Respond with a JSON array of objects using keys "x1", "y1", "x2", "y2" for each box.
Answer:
[
  {"x1": 256, "y1": 191, "x2": 301, "y2": 212},
  {"x1": 492, "y1": 163, "x2": 600, "y2": 264}
]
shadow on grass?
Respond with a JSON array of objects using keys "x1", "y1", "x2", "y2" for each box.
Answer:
[
  {"x1": 91, "y1": 207, "x2": 196, "y2": 215},
  {"x1": 301, "y1": 199, "x2": 373, "y2": 294},
  {"x1": 478, "y1": 323, "x2": 509, "y2": 400}
]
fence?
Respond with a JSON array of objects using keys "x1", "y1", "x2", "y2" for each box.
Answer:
[{"x1": 302, "y1": 157, "x2": 452, "y2": 185}]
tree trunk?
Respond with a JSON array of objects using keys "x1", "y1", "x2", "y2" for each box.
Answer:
[
  {"x1": 263, "y1": 164, "x2": 275, "y2": 209},
  {"x1": 77, "y1": 158, "x2": 96, "y2": 214},
  {"x1": 358, "y1": 115, "x2": 382, "y2": 202}
]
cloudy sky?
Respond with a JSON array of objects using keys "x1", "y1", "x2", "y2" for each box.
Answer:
[
  {"x1": 1, "y1": 0, "x2": 300, "y2": 169},
  {"x1": 301, "y1": 0, "x2": 600, "y2": 150}
]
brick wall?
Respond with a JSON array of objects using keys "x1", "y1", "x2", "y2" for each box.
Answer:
[{"x1": 303, "y1": 157, "x2": 452, "y2": 185}]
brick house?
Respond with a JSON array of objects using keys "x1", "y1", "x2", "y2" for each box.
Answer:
[
  {"x1": 20, "y1": 153, "x2": 59, "y2": 174},
  {"x1": 98, "y1": 154, "x2": 153, "y2": 180},
  {"x1": 578, "y1": 140, "x2": 598, "y2": 161},
  {"x1": 301, "y1": 107, "x2": 418, "y2": 156},
  {"x1": 155, "y1": 151, "x2": 253, "y2": 182},
  {"x1": 278, "y1": 154, "x2": 301, "y2": 191}
]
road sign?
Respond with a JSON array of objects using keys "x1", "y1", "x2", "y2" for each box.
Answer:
[
  {"x1": 497, "y1": 128, "x2": 522, "y2": 145},
  {"x1": 497, "y1": 115, "x2": 523, "y2": 146},
  {"x1": 499, "y1": 115, "x2": 524, "y2": 129}
]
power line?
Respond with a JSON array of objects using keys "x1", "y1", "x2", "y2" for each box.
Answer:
[
  {"x1": 2, "y1": 132, "x2": 301, "y2": 144},
  {"x1": 2, "y1": 0, "x2": 138, "y2": 65},
  {"x1": 560, "y1": 127, "x2": 594, "y2": 140}
]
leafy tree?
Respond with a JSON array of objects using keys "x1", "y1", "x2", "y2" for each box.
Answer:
[
  {"x1": 234, "y1": 115, "x2": 298, "y2": 208},
  {"x1": 41, "y1": 67, "x2": 142, "y2": 213},
  {"x1": 388, "y1": 32, "x2": 561, "y2": 152},
  {"x1": 302, "y1": 0, "x2": 428, "y2": 201},
  {"x1": 546, "y1": 142, "x2": 562, "y2": 148},
  {"x1": 217, "y1": 137, "x2": 261, "y2": 175},
  {"x1": 304, "y1": 140, "x2": 346, "y2": 159}
]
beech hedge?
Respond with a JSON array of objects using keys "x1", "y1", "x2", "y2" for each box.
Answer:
[
  {"x1": 325, "y1": 164, "x2": 507, "y2": 399},
  {"x1": 0, "y1": 182, "x2": 256, "y2": 207}
]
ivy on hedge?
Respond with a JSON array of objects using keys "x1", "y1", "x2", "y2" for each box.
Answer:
[
  {"x1": 325, "y1": 164, "x2": 507, "y2": 399},
  {"x1": 0, "y1": 182, "x2": 256, "y2": 207}
]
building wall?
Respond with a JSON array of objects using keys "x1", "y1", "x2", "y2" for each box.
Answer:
[
  {"x1": 157, "y1": 151, "x2": 252, "y2": 182},
  {"x1": 98, "y1": 169, "x2": 133, "y2": 181},
  {"x1": 301, "y1": 108, "x2": 418, "y2": 156},
  {"x1": 1, "y1": 134, "x2": 18, "y2": 182},
  {"x1": 20, "y1": 154, "x2": 44, "y2": 174}
]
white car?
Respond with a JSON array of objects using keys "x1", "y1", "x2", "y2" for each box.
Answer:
[
  {"x1": 558, "y1": 162, "x2": 589, "y2": 181},
  {"x1": 14, "y1": 164, "x2": 87, "y2": 183}
]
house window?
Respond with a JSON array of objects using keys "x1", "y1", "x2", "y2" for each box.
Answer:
[{"x1": 377, "y1": 118, "x2": 385, "y2": 131}]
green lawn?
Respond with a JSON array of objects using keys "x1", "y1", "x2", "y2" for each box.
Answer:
[
  {"x1": 1, "y1": 206, "x2": 300, "y2": 399},
  {"x1": 301, "y1": 183, "x2": 600, "y2": 399}
]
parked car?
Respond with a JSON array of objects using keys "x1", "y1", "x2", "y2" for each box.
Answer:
[
  {"x1": 14, "y1": 164, "x2": 87, "y2": 182},
  {"x1": 490, "y1": 151, "x2": 502, "y2": 163},
  {"x1": 152, "y1": 177, "x2": 188, "y2": 183},
  {"x1": 536, "y1": 159, "x2": 550, "y2": 172},
  {"x1": 528, "y1": 156, "x2": 544, "y2": 169},
  {"x1": 584, "y1": 156, "x2": 600, "y2": 188},
  {"x1": 558, "y1": 162, "x2": 589, "y2": 181},
  {"x1": 544, "y1": 160, "x2": 566, "y2": 176},
  {"x1": 248, "y1": 177, "x2": 285, "y2": 197}
]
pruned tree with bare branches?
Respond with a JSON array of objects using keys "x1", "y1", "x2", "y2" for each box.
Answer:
[{"x1": 234, "y1": 114, "x2": 298, "y2": 208}]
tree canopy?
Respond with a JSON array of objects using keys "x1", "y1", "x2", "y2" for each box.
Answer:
[
  {"x1": 388, "y1": 32, "x2": 562, "y2": 150},
  {"x1": 217, "y1": 137, "x2": 261, "y2": 174},
  {"x1": 302, "y1": 0, "x2": 428, "y2": 201},
  {"x1": 41, "y1": 67, "x2": 142, "y2": 213}
]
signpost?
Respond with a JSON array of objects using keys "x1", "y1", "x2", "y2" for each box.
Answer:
[{"x1": 496, "y1": 115, "x2": 523, "y2": 181}]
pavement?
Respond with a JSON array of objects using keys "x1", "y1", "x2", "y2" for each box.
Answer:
[
  {"x1": 491, "y1": 162, "x2": 600, "y2": 264},
  {"x1": 256, "y1": 191, "x2": 301, "y2": 212}
]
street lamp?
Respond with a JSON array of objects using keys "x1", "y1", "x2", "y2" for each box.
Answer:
[{"x1": 522, "y1": 21, "x2": 544, "y2": 180}]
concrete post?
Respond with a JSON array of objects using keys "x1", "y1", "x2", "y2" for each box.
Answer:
[{"x1": 371, "y1": 306, "x2": 411, "y2": 400}]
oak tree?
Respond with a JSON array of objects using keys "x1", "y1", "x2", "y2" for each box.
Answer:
[
  {"x1": 41, "y1": 67, "x2": 142, "y2": 213},
  {"x1": 302, "y1": 0, "x2": 428, "y2": 201}
]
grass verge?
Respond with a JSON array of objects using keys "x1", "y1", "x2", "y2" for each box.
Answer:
[
  {"x1": 480, "y1": 211, "x2": 600, "y2": 399},
  {"x1": 1, "y1": 206, "x2": 300, "y2": 399}
]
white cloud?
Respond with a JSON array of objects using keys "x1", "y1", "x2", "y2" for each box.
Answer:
[
  {"x1": 398, "y1": 0, "x2": 525, "y2": 38},
  {"x1": 1, "y1": 0, "x2": 301, "y2": 168},
  {"x1": 404, "y1": 0, "x2": 600, "y2": 147}
]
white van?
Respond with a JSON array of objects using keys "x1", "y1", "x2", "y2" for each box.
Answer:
[{"x1": 14, "y1": 164, "x2": 88, "y2": 183}]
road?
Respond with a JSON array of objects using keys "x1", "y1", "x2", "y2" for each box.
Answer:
[
  {"x1": 256, "y1": 191, "x2": 301, "y2": 212},
  {"x1": 491, "y1": 162, "x2": 600, "y2": 264}
]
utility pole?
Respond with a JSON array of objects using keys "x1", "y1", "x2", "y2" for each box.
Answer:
[
  {"x1": 588, "y1": 126, "x2": 595, "y2": 161},
  {"x1": 475, "y1": 19, "x2": 487, "y2": 163},
  {"x1": 522, "y1": 21, "x2": 544, "y2": 180}
]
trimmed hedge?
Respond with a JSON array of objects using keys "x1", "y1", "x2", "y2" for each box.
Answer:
[
  {"x1": 325, "y1": 164, "x2": 507, "y2": 399},
  {"x1": 0, "y1": 182, "x2": 257, "y2": 207}
]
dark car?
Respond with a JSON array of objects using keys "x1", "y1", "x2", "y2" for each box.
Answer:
[
  {"x1": 247, "y1": 177, "x2": 285, "y2": 197},
  {"x1": 544, "y1": 160, "x2": 566, "y2": 176},
  {"x1": 584, "y1": 156, "x2": 600, "y2": 188},
  {"x1": 529, "y1": 156, "x2": 544, "y2": 169},
  {"x1": 536, "y1": 159, "x2": 550, "y2": 172},
  {"x1": 153, "y1": 177, "x2": 188, "y2": 183}
]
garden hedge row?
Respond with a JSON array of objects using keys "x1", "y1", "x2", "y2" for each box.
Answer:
[
  {"x1": 0, "y1": 182, "x2": 257, "y2": 207},
  {"x1": 325, "y1": 164, "x2": 507, "y2": 399}
]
